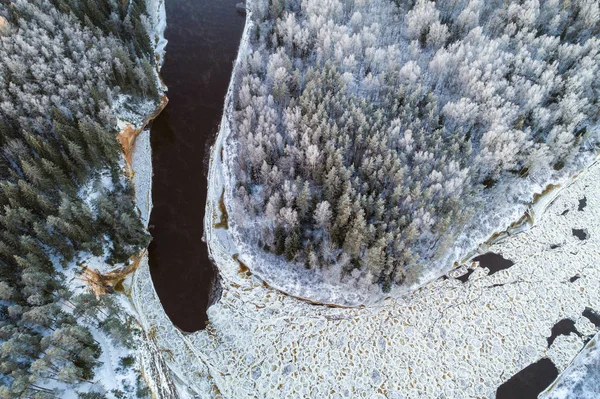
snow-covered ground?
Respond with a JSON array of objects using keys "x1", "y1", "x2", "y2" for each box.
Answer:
[
  {"x1": 145, "y1": 0, "x2": 168, "y2": 68},
  {"x1": 132, "y1": 129, "x2": 153, "y2": 227},
  {"x1": 55, "y1": 254, "x2": 148, "y2": 398},
  {"x1": 126, "y1": 3, "x2": 600, "y2": 396}
]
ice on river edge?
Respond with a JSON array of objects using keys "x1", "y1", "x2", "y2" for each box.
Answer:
[
  {"x1": 127, "y1": 2, "x2": 599, "y2": 398},
  {"x1": 541, "y1": 333, "x2": 600, "y2": 399}
]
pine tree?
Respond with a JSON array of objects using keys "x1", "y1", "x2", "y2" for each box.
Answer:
[
  {"x1": 295, "y1": 180, "x2": 311, "y2": 219},
  {"x1": 284, "y1": 230, "x2": 301, "y2": 261},
  {"x1": 343, "y1": 210, "x2": 367, "y2": 259}
]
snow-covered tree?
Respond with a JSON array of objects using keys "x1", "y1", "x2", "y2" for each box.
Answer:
[{"x1": 227, "y1": 0, "x2": 600, "y2": 293}]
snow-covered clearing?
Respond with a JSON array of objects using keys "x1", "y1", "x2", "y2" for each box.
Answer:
[{"x1": 51, "y1": 248, "x2": 147, "y2": 398}]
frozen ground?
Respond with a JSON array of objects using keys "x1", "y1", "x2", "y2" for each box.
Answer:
[{"x1": 125, "y1": 7, "x2": 600, "y2": 396}]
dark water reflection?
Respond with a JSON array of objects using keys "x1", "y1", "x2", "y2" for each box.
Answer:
[
  {"x1": 148, "y1": 0, "x2": 245, "y2": 332},
  {"x1": 472, "y1": 252, "x2": 514, "y2": 275},
  {"x1": 496, "y1": 358, "x2": 558, "y2": 399},
  {"x1": 456, "y1": 252, "x2": 514, "y2": 283}
]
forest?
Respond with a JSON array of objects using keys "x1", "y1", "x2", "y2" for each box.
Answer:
[
  {"x1": 0, "y1": 0, "x2": 158, "y2": 397},
  {"x1": 227, "y1": 0, "x2": 600, "y2": 291}
]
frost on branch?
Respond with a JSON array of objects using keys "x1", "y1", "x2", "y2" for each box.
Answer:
[{"x1": 225, "y1": 0, "x2": 600, "y2": 294}]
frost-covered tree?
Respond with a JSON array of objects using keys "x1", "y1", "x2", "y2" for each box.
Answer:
[
  {"x1": 226, "y1": 0, "x2": 600, "y2": 293},
  {"x1": 0, "y1": 0, "x2": 158, "y2": 395}
]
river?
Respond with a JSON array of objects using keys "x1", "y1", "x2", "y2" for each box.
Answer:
[{"x1": 148, "y1": 0, "x2": 245, "y2": 333}]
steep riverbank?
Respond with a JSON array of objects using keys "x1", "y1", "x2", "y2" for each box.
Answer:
[
  {"x1": 60, "y1": 0, "x2": 171, "y2": 396},
  {"x1": 108, "y1": 0, "x2": 183, "y2": 396}
]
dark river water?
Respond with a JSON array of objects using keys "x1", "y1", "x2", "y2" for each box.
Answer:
[
  {"x1": 496, "y1": 358, "x2": 558, "y2": 399},
  {"x1": 148, "y1": 0, "x2": 245, "y2": 333}
]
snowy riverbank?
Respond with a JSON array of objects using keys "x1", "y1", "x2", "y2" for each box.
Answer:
[
  {"x1": 206, "y1": 135, "x2": 600, "y2": 399},
  {"x1": 124, "y1": 2, "x2": 600, "y2": 398},
  {"x1": 66, "y1": 0, "x2": 175, "y2": 397}
]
